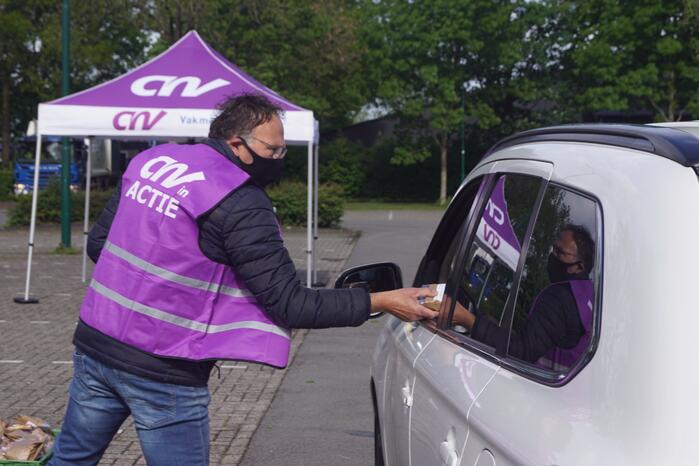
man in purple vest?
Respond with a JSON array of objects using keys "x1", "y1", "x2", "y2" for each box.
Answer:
[
  {"x1": 49, "y1": 94, "x2": 438, "y2": 466},
  {"x1": 451, "y1": 224, "x2": 595, "y2": 367}
]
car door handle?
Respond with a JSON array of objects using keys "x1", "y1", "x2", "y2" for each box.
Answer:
[
  {"x1": 403, "y1": 321, "x2": 418, "y2": 333},
  {"x1": 439, "y1": 441, "x2": 459, "y2": 466},
  {"x1": 401, "y1": 384, "x2": 413, "y2": 407},
  {"x1": 440, "y1": 427, "x2": 459, "y2": 466}
]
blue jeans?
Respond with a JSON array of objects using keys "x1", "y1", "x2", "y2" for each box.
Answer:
[{"x1": 48, "y1": 350, "x2": 210, "y2": 466}]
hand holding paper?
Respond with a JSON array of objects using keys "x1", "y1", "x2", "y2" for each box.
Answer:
[{"x1": 370, "y1": 287, "x2": 439, "y2": 321}]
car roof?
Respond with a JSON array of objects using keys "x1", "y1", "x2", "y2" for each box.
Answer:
[
  {"x1": 647, "y1": 121, "x2": 699, "y2": 137},
  {"x1": 485, "y1": 124, "x2": 699, "y2": 168}
]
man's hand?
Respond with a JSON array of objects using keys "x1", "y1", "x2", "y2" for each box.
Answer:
[{"x1": 370, "y1": 288, "x2": 439, "y2": 321}]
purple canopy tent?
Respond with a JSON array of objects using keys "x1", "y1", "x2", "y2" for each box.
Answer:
[{"x1": 19, "y1": 31, "x2": 321, "y2": 303}]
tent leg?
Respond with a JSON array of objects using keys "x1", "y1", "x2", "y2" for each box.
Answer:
[
  {"x1": 14, "y1": 133, "x2": 43, "y2": 304},
  {"x1": 306, "y1": 141, "x2": 313, "y2": 287},
  {"x1": 81, "y1": 138, "x2": 93, "y2": 282},
  {"x1": 312, "y1": 143, "x2": 319, "y2": 285}
]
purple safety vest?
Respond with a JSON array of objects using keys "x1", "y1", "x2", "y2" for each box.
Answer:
[
  {"x1": 530, "y1": 280, "x2": 594, "y2": 369},
  {"x1": 80, "y1": 143, "x2": 291, "y2": 368}
]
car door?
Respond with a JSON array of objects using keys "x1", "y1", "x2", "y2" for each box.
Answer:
[
  {"x1": 379, "y1": 317, "x2": 437, "y2": 465},
  {"x1": 409, "y1": 167, "x2": 549, "y2": 466},
  {"x1": 379, "y1": 168, "x2": 492, "y2": 466}
]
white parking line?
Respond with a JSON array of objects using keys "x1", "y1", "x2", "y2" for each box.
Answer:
[
  {"x1": 0, "y1": 320, "x2": 7, "y2": 323},
  {"x1": 220, "y1": 365, "x2": 248, "y2": 369},
  {"x1": 0, "y1": 360, "x2": 23, "y2": 364},
  {"x1": 52, "y1": 361, "x2": 73, "y2": 365},
  {"x1": 30, "y1": 321, "x2": 51, "y2": 324}
]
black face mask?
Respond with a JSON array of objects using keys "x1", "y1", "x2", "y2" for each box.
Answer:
[
  {"x1": 547, "y1": 253, "x2": 581, "y2": 283},
  {"x1": 240, "y1": 149, "x2": 285, "y2": 187}
]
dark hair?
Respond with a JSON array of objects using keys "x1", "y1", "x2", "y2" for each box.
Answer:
[
  {"x1": 562, "y1": 224, "x2": 595, "y2": 273},
  {"x1": 208, "y1": 93, "x2": 282, "y2": 139}
]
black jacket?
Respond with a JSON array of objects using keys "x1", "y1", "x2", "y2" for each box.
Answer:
[
  {"x1": 471, "y1": 283, "x2": 585, "y2": 364},
  {"x1": 74, "y1": 139, "x2": 370, "y2": 386}
]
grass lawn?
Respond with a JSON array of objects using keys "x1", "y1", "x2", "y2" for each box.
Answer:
[{"x1": 345, "y1": 201, "x2": 446, "y2": 211}]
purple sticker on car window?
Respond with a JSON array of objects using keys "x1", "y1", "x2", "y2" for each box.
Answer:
[{"x1": 475, "y1": 176, "x2": 522, "y2": 270}]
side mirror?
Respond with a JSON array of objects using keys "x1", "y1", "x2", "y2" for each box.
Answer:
[{"x1": 334, "y1": 262, "x2": 403, "y2": 319}]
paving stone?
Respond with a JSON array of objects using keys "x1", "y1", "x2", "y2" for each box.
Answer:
[{"x1": 0, "y1": 223, "x2": 358, "y2": 464}]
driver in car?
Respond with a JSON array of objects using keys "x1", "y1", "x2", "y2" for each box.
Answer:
[{"x1": 452, "y1": 224, "x2": 595, "y2": 367}]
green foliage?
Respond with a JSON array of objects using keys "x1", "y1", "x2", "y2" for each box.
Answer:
[
  {"x1": 391, "y1": 145, "x2": 432, "y2": 166},
  {"x1": 315, "y1": 183, "x2": 345, "y2": 228},
  {"x1": 8, "y1": 179, "x2": 114, "y2": 226},
  {"x1": 548, "y1": 0, "x2": 698, "y2": 120},
  {"x1": 267, "y1": 181, "x2": 345, "y2": 228},
  {"x1": 361, "y1": 137, "x2": 442, "y2": 201},
  {"x1": 0, "y1": 168, "x2": 12, "y2": 200},
  {"x1": 318, "y1": 138, "x2": 368, "y2": 198},
  {"x1": 1, "y1": 0, "x2": 151, "y2": 166},
  {"x1": 145, "y1": 0, "x2": 370, "y2": 130},
  {"x1": 360, "y1": 0, "x2": 550, "y2": 202},
  {"x1": 1, "y1": 0, "x2": 697, "y2": 204}
]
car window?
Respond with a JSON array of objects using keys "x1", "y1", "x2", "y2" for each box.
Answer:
[
  {"x1": 414, "y1": 177, "x2": 485, "y2": 287},
  {"x1": 506, "y1": 184, "x2": 599, "y2": 375},
  {"x1": 446, "y1": 174, "x2": 541, "y2": 349}
]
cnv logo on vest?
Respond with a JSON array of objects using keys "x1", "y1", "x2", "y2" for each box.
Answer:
[{"x1": 124, "y1": 155, "x2": 206, "y2": 219}]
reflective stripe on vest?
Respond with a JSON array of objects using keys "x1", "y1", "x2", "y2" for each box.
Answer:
[
  {"x1": 104, "y1": 240, "x2": 252, "y2": 299},
  {"x1": 90, "y1": 278, "x2": 290, "y2": 339}
]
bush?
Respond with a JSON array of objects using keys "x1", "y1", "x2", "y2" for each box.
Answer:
[
  {"x1": 268, "y1": 181, "x2": 345, "y2": 227},
  {"x1": 318, "y1": 138, "x2": 368, "y2": 198},
  {"x1": 0, "y1": 168, "x2": 13, "y2": 201},
  {"x1": 8, "y1": 179, "x2": 115, "y2": 227}
]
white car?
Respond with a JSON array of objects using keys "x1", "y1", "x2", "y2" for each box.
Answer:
[{"x1": 336, "y1": 123, "x2": 698, "y2": 465}]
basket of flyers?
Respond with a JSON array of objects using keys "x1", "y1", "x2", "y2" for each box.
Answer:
[{"x1": 0, "y1": 416, "x2": 58, "y2": 465}]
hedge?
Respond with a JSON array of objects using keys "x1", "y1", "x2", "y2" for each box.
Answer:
[
  {"x1": 8, "y1": 179, "x2": 115, "y2": 227},
  {"x1": 8, "y1": 179, "x2": 345, "y2": 229},
  {"x1": 267, "y1": 181, "x2": 345, "y2": 227}
]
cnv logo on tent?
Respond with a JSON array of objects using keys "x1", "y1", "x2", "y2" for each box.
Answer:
[
  {"x1": 113, "y1": 110, "x2": 167, "y2": 131},
  {"x1": 124, "y1": 155, "x2": 206, "y2": 219},
  {"x1": 131, "y1": 75, "x2": 230, "y2": 97}
]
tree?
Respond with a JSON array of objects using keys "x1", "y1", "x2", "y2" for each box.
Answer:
[
  {"x1": 361, "y1": 0, "x2": 547, "y2": 203},
  {"x1": 145, "y1": 0, "x2": 371, "y2": 129},
  {"x1": 0, "y1": 0, "x2": 43, "y2": 167},
  {"x1": 143, "y1": 0, "x2": 221, "y2": 47},
  {"x1": 552, "y1": 0, "x2": 698, "y2": 121},
  {"x1": 0, "y1": 1, "x2": 151, "y2": 167}
]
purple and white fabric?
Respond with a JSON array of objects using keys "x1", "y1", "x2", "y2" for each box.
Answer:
[
  {"x1": 80, "y1": 143, "x2": 291, "y2": 367},
  {"x1": 475, "y1": 176, "x2": 522, "y2": 270},
  {"x1": 37, "y1": 31, "x2": 315, "y2": 143}
]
